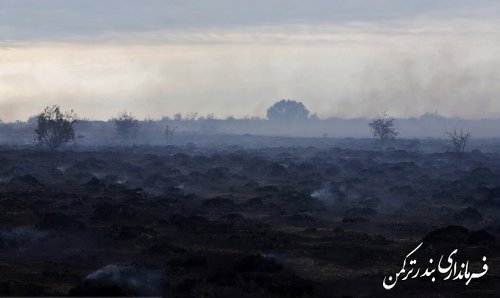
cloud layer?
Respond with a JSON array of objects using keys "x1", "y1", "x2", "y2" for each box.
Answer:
[{"x1": 1, "y1": 0, "x2": 499, "y2": 40}]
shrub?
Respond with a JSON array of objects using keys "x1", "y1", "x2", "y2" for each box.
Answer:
[
  {"x1": 445, "y1": 128, "x2": 471, "y2": 163},
  {"x1": 369, "y1": 112, "x2": 398, "y2": 145},
  {"x1": 34, "y1": 105, "x2": 78, "y2": 150}
]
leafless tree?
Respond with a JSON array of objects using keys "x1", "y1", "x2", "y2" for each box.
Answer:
[
  {"x1": 185, "y1": 112, "x2": 199, "y2": 121},
  {"x1": 445, "y1": 128, "x2": 471, "y2": 163},
  {"x1": 369, "y1": 112, "x2": 398, "y2": 145},
  {"x1": 165, "y1": 125, "x2": 177, "y2": 142},
  {"x1": 34, "y1": 105, "x2": 79, "y2": 150}
]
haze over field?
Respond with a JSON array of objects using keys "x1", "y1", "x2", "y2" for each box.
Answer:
[
  {"x1": 3, "y1": 4, "x2": 500, "y2": 297},
  {"x1": 1, "y1": 0, "x2": 500, "y2": 121}
]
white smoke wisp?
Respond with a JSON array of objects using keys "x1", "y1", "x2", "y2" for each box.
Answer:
[
  {"x1": 311, "y1": 184, "x2": 336, "y2": 205},
  {"x1": 78, "y1": 264, "x2": 164, "y2": 296}
]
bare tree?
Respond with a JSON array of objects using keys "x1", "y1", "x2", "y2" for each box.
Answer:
[
  {"x1": 445, "y1": 128, "x2": 471, "y2": 163},
  {"x1": 185, "y1": 112, "x2": 198, "y2": 121},
  {"x1": 369, "y1": 112, "x2": 398, "y2": 145},
  {"x1": 34, "y1": 105, "x2": 79, "y2": 150},
  {"x1": 113, "y1": 110, "x2": 139, "y2": 140},
  {"x1": 165, "y1": 125, "x2": 177, "y2": 142}
]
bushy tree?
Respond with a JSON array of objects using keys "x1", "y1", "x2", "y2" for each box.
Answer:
[
  {"x1": 266, "y1": 99, "x2": 310, "y2": 121},
  {"x1": 114, "y1": 110, "x2": 139, "y2": 140},
  {"x1": 34, "y1": 105, "x2": 78, "y2": 150},
  {"x1": 173, "y1": 113, "x2": 182, "y2": 121},
  {"x1": 445, "y1": 128, "x2": 471, "y2": 163},
  {"x1": 369, "y1": 112, "x2": 398, "y2": 145}
]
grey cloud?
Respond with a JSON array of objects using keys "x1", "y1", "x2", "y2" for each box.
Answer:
[{"x1": 1, "y1": 0, "x2": 499, "y2": 41}]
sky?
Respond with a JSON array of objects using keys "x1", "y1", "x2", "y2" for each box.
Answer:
[{"x1": 1, "y1": 0, "x2": 500, "y2": 121}]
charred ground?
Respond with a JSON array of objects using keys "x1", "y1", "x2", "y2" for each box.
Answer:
[{"x1": 0, "y1": 141, "x2": 499, "y2": 297}]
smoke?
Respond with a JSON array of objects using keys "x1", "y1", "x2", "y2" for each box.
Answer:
[
  {"x1": 311, "y1": 184, "x2": 336, "y2": 205},
  {"x1": 71, "y1": 264, "x2": 164, "y2": 296},
  {"x1": 1, "y1": 19, "x2": 500, "y2": 121}
]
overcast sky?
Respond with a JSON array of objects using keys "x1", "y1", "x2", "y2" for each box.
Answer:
[{"x1": 1, "y1": 0, "x2": 500, "y2": 121}]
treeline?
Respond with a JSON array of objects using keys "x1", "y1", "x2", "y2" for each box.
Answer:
[{"x1": 0, "y1": 100, "x2": 499, "y2": 149}]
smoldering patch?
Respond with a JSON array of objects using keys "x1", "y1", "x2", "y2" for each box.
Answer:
[{"x1": 70, "y1": 264, "x2": 164, "y2": 296}]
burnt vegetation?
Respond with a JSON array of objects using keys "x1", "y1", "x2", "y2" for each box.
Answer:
[
  {"x1": 0, "y1": 101, "x2": 498, "y2": 297},
  {"x1": 0, "y1": 141, "x2": 499, "y2": 297}
]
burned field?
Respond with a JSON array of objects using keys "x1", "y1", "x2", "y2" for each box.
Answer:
[{"x1": 0, "y1": 144, "x2": 499, "y2": 297}]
